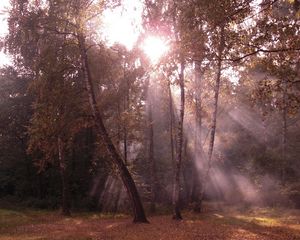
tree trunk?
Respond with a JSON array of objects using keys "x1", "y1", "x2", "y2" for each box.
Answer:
[
  {"x1": 182, "y1": 138, "x2": 190, "y2": 203},
  {"x1": 199, "y1": 24, "x2": 225, "y2": 206},
  {"x1": 123, "y1": 124, "x2": 128, "y2": 165},
  {"x1": 117, "y1": 101, "x2": 122, "y2": 149},
  {"x1": 123, "y1": 58, "x2": 129, "y2": 165},
  {"x1": 172, "y1": 59, "x2": 185, "y2": 220},
  {"x1": 58, "y1": 137, "x2": 71, "y2": 216},
  {"x1": 191, "y1": 60, "x2": 203, "y2": 212},
  {"x1": 148, "y1": 95, "x2": 156, "y2": 212},
  {"x1": 145, "y1": 77, "x2": 157, "y2": 213},
  {"x1": 281, "y1": 79, "x2": 288, "y2": 184},
  {"x1": 77, "y1": 34, "x2": 148, "y2": 223},
  {"x1": 168, "y1": 81, "x2": 175, "y2": 169}
]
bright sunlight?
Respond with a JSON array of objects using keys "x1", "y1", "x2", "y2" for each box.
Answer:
[
  {"x1": 0, "y1": 0, "x2": 169, "y2": 65},
  {"x1": 0, "y1": 0, "x2": 11, "y2": 66},
  {"x1": 100, "y1": 1, "x2": 169, "y2": 63},
  {"x1": 142, "y1": 36, "x2": 169, "y2": 63},
  {"x1": 100, "y1": 0, "x2": 143, "y2": 50}
]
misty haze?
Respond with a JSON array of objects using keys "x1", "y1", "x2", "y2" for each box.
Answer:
[{"x1": 0, "y1": 0, "x2": 299, "y2": 239}]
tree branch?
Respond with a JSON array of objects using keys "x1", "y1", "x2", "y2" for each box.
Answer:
[
  {"x1": 44, "y1": 26, "x2": 78, "y2": 37},
  {"x1": 227, "y1": 47, "x2": 300, "y2": 62}
]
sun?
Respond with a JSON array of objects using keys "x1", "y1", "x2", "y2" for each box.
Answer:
[
  {"x1": 142, "y1": 36, "x2": 169, "y2": 64},
  {"x1": 99, "y1": 1, "x2": 170, "y2": 63}
]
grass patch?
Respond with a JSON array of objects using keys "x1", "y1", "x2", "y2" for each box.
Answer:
[{"x1": 0, "y1": 209, "x2": 31, "y2": 230}]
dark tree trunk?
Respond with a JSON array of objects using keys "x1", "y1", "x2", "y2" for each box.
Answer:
[
  {"x1": 191, "y1": 60, "x2": 203, "y2": 212},
  {"x1": 168, "y1": 81, "x2": 175, "y2": 169},
  {"x1": 145, "y1": 78, "x2": 157, "y2": 213},
  {"x1": 117, "y1": 101, "x2": 122, "y2": 148},
  {"x1": 58, "y1": 137, "x2": 71, "y2": 216},
  {"x1": 281, "y1": 79, "x2": 288, "y2": 184},
  {"x1": 207, "y1": 25, "x2": 225, "y2": 175},
  {"x1": 77, "y1": 34, "x2": 148, "y2": 223},
  {"x1": 172, "y1": 59, "x2": 185, "y2": 220},
  {"x1": 123, "y1": 59, "x2": 129, "y2": 165},
  {"x1": 123, "y1": 124, "x2": 128, "y2": 165},
  {"x1": 37, "y1": 173, "x2": 44, "y2": 200},
  {"x1": 148, "y1": 96, "x2": 157, "y2": 212},
  {"x1": 113, "y1": 184, "x2": 122, "y2": 213},
  {"x1": 199, "y1": 24, "x2": 225, "y2": 206},
  {"x1": 182, "y1": 138, "x2": 190, "y2": 203}
]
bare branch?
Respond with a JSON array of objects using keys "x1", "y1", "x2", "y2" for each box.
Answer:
[{"x1": 227, "y1": 47, "x2": 300, "y2": 62}]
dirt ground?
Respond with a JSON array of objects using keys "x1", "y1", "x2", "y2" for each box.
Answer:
[{"x1": 0, "y1": 207, "x2": 300, "y2": 240}]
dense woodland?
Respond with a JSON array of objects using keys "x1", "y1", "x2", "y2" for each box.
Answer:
[{"x1": 0, "y1": 0, "x2": 300, "y2": 224}]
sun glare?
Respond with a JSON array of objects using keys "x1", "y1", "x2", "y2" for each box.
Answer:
[
  {"x1": 0, "y1": 51, "x2": 12, "y2": 66},
  {"x1": 0, "y1": 0, "x2": 11, "y2": 67},
  {"x1": 142, "y1": 36, "x2": 169, "y2": 64},
  {"x1": 100, "y1": 0, "x2": 169, "y2": 63},
  {"x1": 100, "y1": 0, "x2": 143, "y2": 50}
]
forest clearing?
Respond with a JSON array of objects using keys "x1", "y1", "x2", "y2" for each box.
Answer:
[
  {"x1": 0, "y1": 0, "x2": 300, "y2": 239},
  {"x1": 1, "y1": 205, "x2": 300, "y2": 240}
]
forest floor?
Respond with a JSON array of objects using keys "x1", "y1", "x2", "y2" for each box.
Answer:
[{"x1": 0, "y1": 204, "x2": 300, "y2": 240}]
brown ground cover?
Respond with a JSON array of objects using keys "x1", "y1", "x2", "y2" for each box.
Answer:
[{"x1": 0, "y1": 207, "x2": 299, "y2": 240}]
